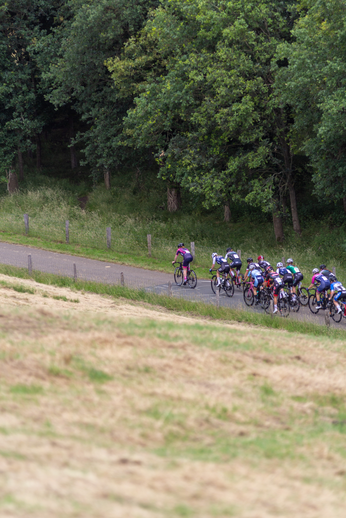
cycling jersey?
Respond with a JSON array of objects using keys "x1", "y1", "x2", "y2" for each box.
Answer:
[
  {"x1": 286, "y1": 265, "x2": 303, "y2": 286},
  {"x1": 176, "y1": 247, "x2": 193, "y2": 268},
  {"x1": 249, "y1": 269, "x2": 264, "y2": 287},
  {"x1": 176, "y1": 247, "x2": 191, "y2": 257},
  {"x1": 226, "y1": 251, "x2": 242, "y2": 271},
  {"x1": 312, "y1": 273, "x2": 330, "y2": 293},
  {"x1": 320, "y1": 269, "x2": 333, "y2": 280},
  {"x1": 331, "y1": 282, "x2": 346, "y2": 302},
  {"x1": 213, "y1": 255, "x2": 230, "y2": 273},
  {"x1": 286, "y1": 265, "x2": 301, "y2": 275},
  {"x1": 276, "y1": 267, "x2": 293, "y2": 286},
  {"x1": 258, "y1": 260, "x2": 271, "y2": 272},
  {"x1": 266, "y1": 271, "x2": 283, "y2": 296}
]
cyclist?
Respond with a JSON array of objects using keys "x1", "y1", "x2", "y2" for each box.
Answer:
[
  {"x1": 209, "y1": 253, "x2": 230, "y2": 287},
  {"x1": 225, "y1": 247, "x2": 242, "y2": 283},
  {"x1": 276, "y1": 262, "x2": 294, "y2": 290},
  {"x1": 308, "y1": 268, "x2": 330, "y2": 309},
  {"x1": 265, "y1": 266, "x2": 284, "y2": 314},
  {"x1": 319, "y1": 264, "x2": 333, "y2": 280},
  {"x1": 286, "y1": 258, "x2": 304, "y2": 294},
  {"x1": 172, "y1": 243, "x2": 193, "y2": 285},
  {"x1": 244, "y1": 263, "x2": 264, "y2": 305},
  {"x1": 328, "y1": 274, "x2": 346, "y2": 314},
  {"x1": 257, "y1": 255, "x2": 271, "y2": 273}
]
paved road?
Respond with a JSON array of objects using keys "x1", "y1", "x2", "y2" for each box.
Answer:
[{"x1": 0, "y1": 242, "x2": 343, "y2": 329}]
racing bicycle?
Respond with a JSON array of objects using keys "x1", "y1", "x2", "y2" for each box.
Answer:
[
  {"x1": 173, "y1": 262, "x2": 197, "y2": 289},
  {"x1": 210, "y1": 270, "x2": 234, "y2": 297}
]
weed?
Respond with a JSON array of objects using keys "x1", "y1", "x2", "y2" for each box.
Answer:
[{"x1": 10, "y1": 384, "x2": 44, "y2": 396}]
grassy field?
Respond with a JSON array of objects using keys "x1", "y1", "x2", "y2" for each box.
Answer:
[{"x1": 0, "y1": 275, "x2": 345, "y2": 516}]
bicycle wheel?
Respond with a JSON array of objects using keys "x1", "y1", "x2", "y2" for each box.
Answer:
[
  {"x1": 259, "y1": 290, "x2": 270, "y2": 312},
  {"x1": 236, "y1": 273, "x2": 244, "y2": 289},
  {"x1": 224, "y1": 278, "x2": 234, "y2": 298},
  {"x1": 278, "y1": 294, "x2": 290, "y2": 317},
  {"x1": 174, "y1": 267, "x2": 183, "y2": 286},
  {"x1": 308, "y1": 293, "x2": 320, "y2": 314},
  {"x1": 211, "y1": 275, "x2": 218, "y2": 294},
  {"x1": 298, "y1": 287, "x2": 309, "y2": 306},
  {"x1": 187, "y1": 270, "x2": 197, "y2": 289},
  {"x1": 289, "y1": 293, "x2": 300, "y2": 313},
  {"x1": 243, "y1": 286, "x2": 254, "y2": 306},
  {"x1": 330, "y1": 304, "x2": 342, "y2": 323}
]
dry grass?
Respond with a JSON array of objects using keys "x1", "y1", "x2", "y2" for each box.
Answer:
[{"x1": 0, "y1": 276, "x2": 345, "y2": 517}]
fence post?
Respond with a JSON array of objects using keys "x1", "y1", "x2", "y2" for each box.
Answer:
[
  {"x1": 65, "y1": 220, "x2": 69, "y2": 244},
  {"x1": 282, "y1": 256, "x2": 286, "y2": 266},
  {"x1": 106, "y1": 227, "x2": 111, "y2": 249},
  {"x1": 237, "y1": 249, "x2": 241, "y2": 260},
  {"x1": 191, "y1": 242, "x2": 195, "y2": 258},
  {"x1": 147, "y1": 234, "x2": 151, "y2": 257},
  {"x1": 325, "y1": 311, "x2": 330, "y2": 327},
  {"x1": 216, "y1": 288, "x2": 220, "y2": 308},
  {"x1": 168, "y1": 281, "x2": 172, "y2": 296},
  {"x1": 121, "y1": 272, "x2": 124, "y2": 286},
  {"x1": 333, "y1": 266, "x2": 336, "y2": 275},
  {"x1": 28, "y1": 254, "x2": 32, "y2": 275},
  {"x1": 73, "y1": 263, "x2": 77, "y2": 282},
  {"x1": 24, "y1": 214, "x2": 29, "y2": 235}
]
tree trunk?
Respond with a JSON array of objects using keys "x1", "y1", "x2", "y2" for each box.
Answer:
[
  {"x1": 167, "y1": 186, "x2": 181, "y2": 212},
  {"x1": 17, "y1": 147, "x2": 23, "y2": 181},
  {"x1": 104, "y1": 168, "x2": 111, "y2": 190},
  {"x1": 7, "y1": 169, "x2": 18, "y2": 193},
  {"x1": 273, "y1": 210, "x2": 284, "y2": 242},
  {"x1": 36, "y1": 134, "x2": 42, "y2": 170},
  {"x1": 69, "y1": 117, "x2": 78, "y2": 169},
  {"x1": 224, "y1": 202, "x2": 231, "y2": 222},
  {"x1": 288, "y1": 177, "x2": 301, "y2": 235}
]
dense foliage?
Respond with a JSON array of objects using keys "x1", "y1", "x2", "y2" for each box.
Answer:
[{"x1": 1, "y1": 0, "x2": 346, "y2": 238}]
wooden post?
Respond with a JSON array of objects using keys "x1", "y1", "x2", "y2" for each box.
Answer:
[
  {"x1": 28, "y1": 254, "x2": 32, "y2": 275},
  {"x1": 121, "y1": 272, "x2": 124, "y2": 286},
  {"x1": 282, "y1": 256, "x2": 285, "y2": 266},
  {"x1": 65, "y1": 220, "x2": 69, "y2": 244},
  {"x1": 106, "y1": 227, "x2": 111, "y2": 249},
  {"x1": 237, "y1": 249, "x2": 241, "y2": 260},
  {"x1": 168, "y1": 281, "x2": 172, "y2": 296},
  {"x1": 216, "y1": 288, "x2": 220, "y2": 308},
  {"x1": 73, "y1": 263, "x2": 77, "y2": 282},
  {"x1": 325, "y1": 311, "x2": 330, "y2": 327},
  {"x1": 24, "y1": 214, "x2": 29, "y2": 235},
  {"x1": 333, "y1": 266, "x2": 336, "y2": 275},
  {"x1": 147, "y1": 234, "x2": 151, "y2": 257},
  {"x1": 191, "y1": 242, "x2": 195, "y2": 258}
]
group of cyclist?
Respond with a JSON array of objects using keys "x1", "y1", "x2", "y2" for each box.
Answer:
[{"x1": 172, "y1": 243, "x2": 346, "y2": 315}]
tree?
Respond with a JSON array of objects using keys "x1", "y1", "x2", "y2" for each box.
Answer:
[{"x1": 109, "y1": 0, "x2": 301, "y2": 235}]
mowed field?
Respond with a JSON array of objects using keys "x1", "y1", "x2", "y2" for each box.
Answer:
[{"x1": 0, "y1": 275, "x2": 345, "y2": 517}]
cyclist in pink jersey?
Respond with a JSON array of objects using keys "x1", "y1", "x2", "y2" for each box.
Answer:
[{"x1": 172, "y1": 243, "x2": 193, "y2": 285}]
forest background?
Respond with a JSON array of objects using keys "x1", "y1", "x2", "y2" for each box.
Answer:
[{"x1": 1, "y1": 0, "x2": 346, "y2": 269}]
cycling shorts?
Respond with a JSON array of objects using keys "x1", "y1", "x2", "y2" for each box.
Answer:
[
  {"x1": 253, "y1": 275, "x2": 264, "y2": 288},
  {"x1": 273, "y1": 283, "x2": 283, "y2": 296},
  {"x1": 218, "y1": 263, "x2": 230, "y2": 274},
  {"x1": 182, "y1": 254, "x2": 193, "y2": 268},
  {"x1": 317, "y1": 281, "x2": 330, "y2": 293},
  {"x1": 334, "y1": 291, "x2": 346, "y2": 302},
  {"x1": 283, "y1": 273, "x2": 293, "y2": 286},
  {"x1": 230, "y1": 261, "x2": 242, "y2": 271},
  {"x1": 293, "y1": 272, "x2": 304, "y2": 287}
]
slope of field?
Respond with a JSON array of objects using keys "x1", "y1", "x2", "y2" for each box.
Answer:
[{"x1": 0, "y1": 275, "x2": 345, "y2": 517}]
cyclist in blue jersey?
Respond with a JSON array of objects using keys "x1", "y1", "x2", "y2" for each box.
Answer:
[
  {"x1": 329, "y1": 273, "x2": 346, "y2": 314},
  {"x1": 244, "y1": 263, "x2": 264, "y2": 305},
  {"x1": 308, "y1": 268, "x2": 330, "y2": 309},
  {"x1": 209, "y1": 253, "x2": 230, "y2": 287},
  {"x1": 172, "y1": 243, "x2": 193, "y2": 285},
  {"x1": 276, "y1": 262, "x2": 294, "y2": 289}
]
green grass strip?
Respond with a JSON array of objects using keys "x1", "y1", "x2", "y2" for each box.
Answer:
[{"x1": 0, "y1": 262, "x2": 345, "y2": 340}]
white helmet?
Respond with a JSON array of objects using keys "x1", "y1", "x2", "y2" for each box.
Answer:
[
  {"x1": 249, "y1": 263, "x2": 255, "y2": 270},
  {"x1": 211, "y1": 253, "x2": 218, "y2": 259},
  {"x1": 287, "y1": 258, "x2": 293, "y2": 264},
  {"x1": 276, "y1": 262, "x2": 283, "y2": 268},
  {"x1": 312, "y1": 268, "x2": 319, "y2": 274}
]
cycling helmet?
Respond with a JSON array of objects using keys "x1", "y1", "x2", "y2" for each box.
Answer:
[
  {"x1": 276, "y1": 262, "x2": 283, "y2": 268},
  {"x1": 287, "y1": 258, "x2": 293, "y2": 264},
  {"x1": 329, "y1": 273, "x2": 337, "y2": 282},
  {"x1": 258, "y1": 255, "x2": 263, "y2": 261},
  {"x1": 247, "y1": 257, "x2": 253, "y2": 263},
  {"x1": 178, "y1": 243, "x2": 184, "y2": 248},
  {"x1": 312, "y1": 268, "x2": 319, "y2": 274},
  {"x1": 226, "y1": 247, "x2": 233, "y2": 253},
  {"x1": 249, "y1": 263, "x2": 255, "y2": 270},
  {"x1": 320, "y1": 264, "x2": 326, "y2": 270},
  {"x1": 211, "y1": 252, "x2": 218, "y2": 259},
  {"x1": 265, "y1": 265, "x2": 271, "y2": 271}
]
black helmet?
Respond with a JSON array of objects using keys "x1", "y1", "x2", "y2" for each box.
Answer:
[
  {"x1": 320, "y1": 264, "x2": 326, "y2": 270},
  {"x1": 178, "y1": 243, "x2": 184, "y2": 248},
  {"x1": 329, "y1": 273, "x2": 337, "y2": 282},
  {"x1": 226, "y1": 247, "x2": 233, "y2": 253},
  {"x1": 247, "y1": 257, "x2": 253, "y2": 263}
]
